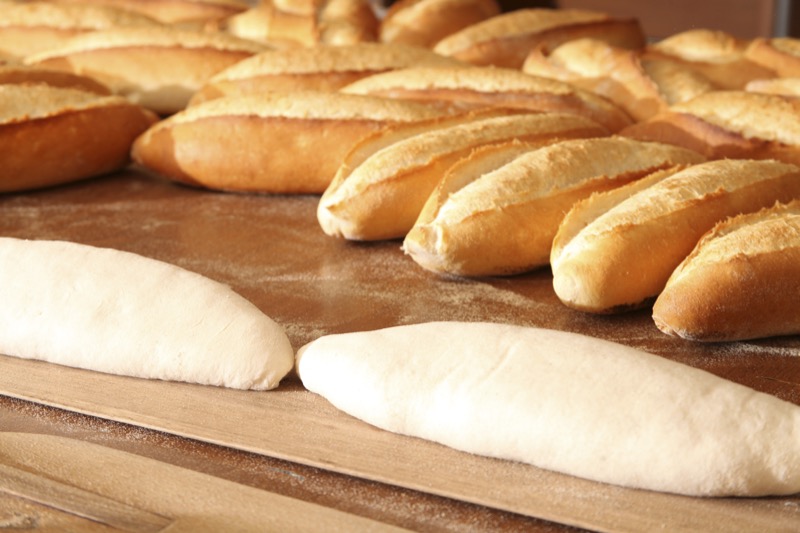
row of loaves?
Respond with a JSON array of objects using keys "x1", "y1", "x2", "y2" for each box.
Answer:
[{"x1": 3, "y1": 1, "x2": 800, "y2": 343}]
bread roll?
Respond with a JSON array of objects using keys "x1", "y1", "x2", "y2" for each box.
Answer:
[
  {"x1": 0, "y1": 1, "x2": 161, "y2": 60},
  {"x1": 0, "y1": 84, "x2": 158, "y2": 192},
  {"x1": 431, "y1": 8, "x2": 645, "y2": 69},
  {"x1": 404, "y1": 137, "x2": 705, "y2": 276},
  {"x1": 620, "y1": 90, "x2": 800, "y2": 165},
  {"x1": 131, "y1": 91, "x2": 447, "y2": 194},
  {"x1": 522, "y1": 38, "x2": 715, "y2": 122},
  {"x1": 190, "y1": 43, "x2": 464, "y2": 106},
  {"x1": 318, "y1": 112, "x2": 608, "y2": 241},
  {"x1": 341, "y1": 66, "x2": 634, "y2": 132},
  {"x1": 379, "y1": 0, "x2": 500, "y2": 48},
  {"x1": 745, "y1": 37, "x2": 800, "y2": 78},
  {"x1": 46, "y1": 0, "x2": 250, "y2": 24},
  {"x1": 644, "y1": 29, "x2": 775, "y2": 89},
  {"x1": 653, "y1": 200, "x2": 800, "y2": 342},
  {"x1": 26, "y1": 26, "x2": 267, "y2": 115},
  {"x1": 551, "y1": 159, "x2": 800, "y2": 314},
  {"x1": 0, "y1": 64, "x2": 111, "y2": 94}
]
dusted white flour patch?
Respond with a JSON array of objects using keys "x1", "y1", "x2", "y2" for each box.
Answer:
[
  {"x1": 296, "y1": 321, "x2": 800, "y2": 496},
  {"x1": 0, "y1": 238, "x2": 294, "y2": 390}
]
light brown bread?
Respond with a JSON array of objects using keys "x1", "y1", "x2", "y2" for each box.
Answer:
[
  {"x1": 0, "y1": 64, "x2": 111, "y2": 94},
  {"x1": 653, "y1": 200, "x2": 800, "y2": 341},
  {"x1": 744, "y1": 37, "x2": 800, "y2": 78},
  {"x1": 523, "y1": 38, "x2": 715, "y2": 122},
  {"x1": 403, "y1": 137, "x2": 704, "y2": 276},
  {"x1": 46, "y1": 0, "x2": 250, "y2": 24},
  {"x1": 379, "y1": 0, "x2": 500, "y2": 48},
  {"x1": 551, "y1": 159, "x2": 800, "y2": 314},
  {"x1": 190, "y1": 43, "x2": 464, "y2": 105},
  {"x1": 620, "y1": 90, "x2": 800, "y2": 165},
  {"x1": 0, "y1": 84, "x2": 158, "y2": 192},
  {"x1": 316, "y1": 0, "x2": 379, "y2": 45},
  {"x1": 746, "y1": 77, "x2": 800, "y2": 97},
  {"x1": 25, "y1": 26, "x2": 267, "y2": 115},
  {"x1": 219, "y1": 2, "x2": 319, "y2": 46},
  {"x1": 318, "y1": 112, "x2": 608, "y2": 241},
  {"x1": 341, "y1": 65, "x2": 634, "y2": 132},
  {"x1": 0, "y1": 1, "x2": 161, "y2": 60},
  {"x1": 644, "y1": 29, "x2": 775, "y2": 89},
  {"x1": 431, "y1": 7, "x2": 645, "y2": 68},
  {"x1": 131, "y1": 91, "x2": 447, "y2": 194}
]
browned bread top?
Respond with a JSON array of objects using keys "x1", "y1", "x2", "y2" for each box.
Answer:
[
  {"x1": 0, "y1": 83, "x2": 133, "y2": 124},
  {"x1": 0, "y1": 2, "x2": 162, "y2": 29}
]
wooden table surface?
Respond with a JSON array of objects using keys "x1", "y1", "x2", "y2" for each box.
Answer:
[{"x1": 1, "y1": 169, "x2": 799, "y2": 532}]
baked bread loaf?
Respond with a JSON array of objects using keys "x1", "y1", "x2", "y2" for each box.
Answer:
[
  {"x1": 403, "y1": 137, "x2": 705, "y2": 276},
  {"x1": 431, "y1": 8, "x2": 645, "y2": 68},
  {"x1": 551, "y1": 159, "x2": 800, "y2": 314},
  {"x1": 26, "y1": 26, "x2": 267, "y2": 115},
  {"x1": 341, "y1": 66, "x2": 634, "y2": 132},
  {"x1": 744, "y1": 37, "x2": 800, "y2": 78},
  {"x1": 190, "y1": 43, "x2": 464, "y2": 106},
  {"x1": 46, "y1": 0, "x2": 250, "y2": 25},
  {"x1": 643, "y1": 29, "x2": 775, "y2": 89},
  {"x1": 131, "y1": 91, "x2": 447, "y2": 194},
  {"x1": 0, "y1": 1, "x2": 161, "y2": 60},
  {"x1": 379, "y1": 0, "x2": 500, "y2": 48},
  {"x1": 620, "y1": 90, "x2": 800, "y2": 165},
  {"x1": 522, "y1": 38, "x2": 715, "y2": 122},
  {"x1": 316, "y1": 0, "x2": 379, "y2": 45},
  {"x1": 0, "y1": 64, "x2": 111, "y2": 94},
  {"x1": 653, "y1": 200, "x2": 800, "y2": 342},
  {"x1": 318, "y1": 112, "x2": 608, "y2": 241},
  {"x1": 0, "y1": 84, "x2": 158, "y2": 192}
]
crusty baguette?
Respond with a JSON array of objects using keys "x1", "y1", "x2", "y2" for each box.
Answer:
[
  {"x1": 551, "y1": 159, "x2": 800, "y2": 314},
  {"x1": 25, "y1": 26, "x2": 267, "y2": 115},
  {"x1": 403, "y1": 137, "x2": 705, "y2": 276},
  {"x1": 46, "y1": 0, "x2": 250, "y2": 24},
  {"x1": 652, "y1": 200, "x2": 800, "y2": 341},
  {"x1": 0, "y1": 84, "x2": 158, "y2": 192},
  {"x1": 190, "y1": 43, "x2": 464, "y2": 106},
  {"x1": 318, "y1": 112, "x2": 608, "y2": 241},
  {"x1": 620, "y1": 90, "x2": 800, "y2": 165},
  {"x1": 219, "y1": 1, "x2": 319, "y2": 46},
  {"x1": 131, "y1": 91, "x2": 447, "y2": 194},
  {"x1": 0, "y1": 64, "x2": 111, "y2": 94},
  {"x1": 316, "y1": 0, "x2": 379, "y2": 45},
  {"x1": 379, "y1": 0, "x2": 500, "y2": 48},
  {"x1": 341, "y1": 65, "x2": 633, "y2": 132},
  {"x1": 0, "y1": 1, "x2": 161, "y2": 60},
  {"x1": 643, "y1": 29, "x2": 775, "y2": 89},
  {"x1": 744, "y1": 37, "x2": 800, "y2": 78},
  {"x1": 522, "y1": 38, "x2": 714, "y2": 122},
  {"x1": 431, "y1": 8, "x2": 645, "y2": 68}
]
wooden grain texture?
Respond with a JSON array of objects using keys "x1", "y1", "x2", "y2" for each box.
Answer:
[
  {"x1": 0, "y1": 432, "x2": 409, "y2": 533},
  {"x1": 1, "y1": 171, "x2": 799, "y2": 531}
]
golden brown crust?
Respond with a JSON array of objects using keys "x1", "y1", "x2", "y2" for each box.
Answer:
[
  {"x1": 0, "y1": 64, "x2": 111, "y2": 94},
  {"x1": 45, "y1": 0, "x2": 250, "y2": 24},
  {"x1": 131, "y1": 92, "x2": 446, "y2": 194},
  {"x1": 26, "y1": 27, "x2": 267, "y2": 114},
  {"x1": 0, "y1": 85, "x2": 158, "y2": 192},
  {"x1": 317, "y1": 0, "x2": 379, "y2": 45},
  {"x1": 403, "y1": 137, "x2": 705, "y2": 276},
  {"x1": 341, "y1": 66, "x2": 633, "y2": 132},
  {"x1": 745, "y1": 37, "x2": 800, "y2": 78},
  {"x1": 380, "y1": 0, "x2": 500, "y2": 48},
  {"x1": 551, "y1": 159, "x2": 800, "y2": 314},
  {"x1": 318, "y1": 112, "x2": 609, "y2": 241},
  {"x1": 653, "y1": 200, "x2": 800, "y2": 341},
  {"x1": 189, "y1": 43, "x2": 464, "y2": 106},
  {"x1": 432, "y1": 8, "x2": 645, "y2": 68},
  {"x1": 620, "y1": 91, "x2": 800, "y2": 164}
]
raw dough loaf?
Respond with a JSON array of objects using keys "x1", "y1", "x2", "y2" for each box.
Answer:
[
  {"x1": 296, "y1": 321, "x2": 800, "y2": 497},
  {"x1": 0, "y1": 238, "x2": 294, "y2": 390}
]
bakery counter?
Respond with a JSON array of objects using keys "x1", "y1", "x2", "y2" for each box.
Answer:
[{"x1": 1, "y1": 169, "x2": 799, "y2": 531}]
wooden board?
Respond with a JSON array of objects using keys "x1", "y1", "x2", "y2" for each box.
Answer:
[{"x1": 1, "y1": 171, "x2": 800, "y2": 531}]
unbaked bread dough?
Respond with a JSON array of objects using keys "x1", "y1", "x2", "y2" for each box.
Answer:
[
  {"x1": 296, "y1": 321, "x2": 800, "y2": 496},
  {"x1": 0, "y1": 237, "x2": 294, "y2": 390}
]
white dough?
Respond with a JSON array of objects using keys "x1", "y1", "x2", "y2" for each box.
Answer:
[
  {"x1": 0, "y1": 238, "x2": 294, "y2": 390},
  {"x1": 296, "y1": 321, "x2": 800, "y2": 496}
]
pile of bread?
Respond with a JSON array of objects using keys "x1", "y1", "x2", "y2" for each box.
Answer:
[{"x1": 3, "y1": 0, "x2": 800, "y2": 342}]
